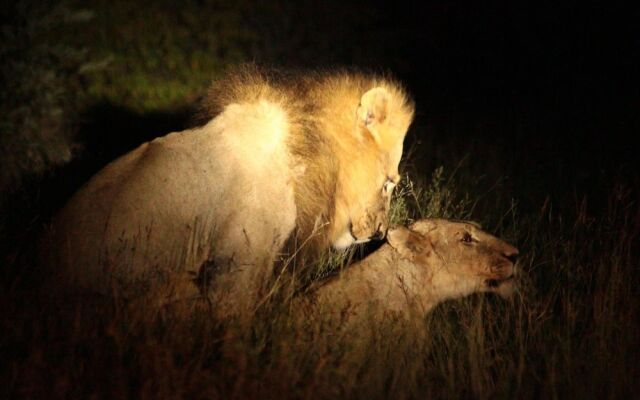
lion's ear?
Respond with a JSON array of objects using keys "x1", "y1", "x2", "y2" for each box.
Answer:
[
  {"x1": 387, "y1": 226, "x2": 425, "y2": 261},
  {"x1": 356, "y1": 87, "x2": 389, "y2": 145}
]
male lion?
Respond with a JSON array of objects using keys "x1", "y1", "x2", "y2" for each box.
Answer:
[
  {"x1": 302, "y1": 219, "x2": 519, "y2": 323},
  {"x1": 43, "y1": 65, "x2": 414, "y2": 314}
]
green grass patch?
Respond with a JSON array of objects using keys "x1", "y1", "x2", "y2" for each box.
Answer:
[{"x1": 64, "y1": 0, "x2": 251, "y2": 112}]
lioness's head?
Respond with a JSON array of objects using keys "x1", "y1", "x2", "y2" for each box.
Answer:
[
  {"x1": 331, "y1": 84, "x2": 414, "y2": 249},
  {"x1": 387, "y1": 219, "x2": 520, "y2": 299}
]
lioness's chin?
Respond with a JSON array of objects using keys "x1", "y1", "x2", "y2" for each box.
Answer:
[{"x1": 486, "y1": 277, "x2": 516, "y2": 299}]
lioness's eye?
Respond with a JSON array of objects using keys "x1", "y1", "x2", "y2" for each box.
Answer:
[
  {"x1": 383, "y1": 179, "x2": 395, "y2": 194},
  {"x1": 461, "y1": 232, "x2": 473, "y2": 243}
]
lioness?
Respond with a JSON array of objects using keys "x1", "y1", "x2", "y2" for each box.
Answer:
[
  {"x1": 303, "y1": 219, "x2": 519, "y2": 322},
  {"x1": 43, "y1": 65, "x2": 414, "y2": 314}
]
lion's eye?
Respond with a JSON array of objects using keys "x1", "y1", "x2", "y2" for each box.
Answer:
[
  {"x1": 461, "y1": 232, "x2": 474, "y2": 243},
  {"x1": 383, "y1": 179, "x2": 395, "y2": 195}
]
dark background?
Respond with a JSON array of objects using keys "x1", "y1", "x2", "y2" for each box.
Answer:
[
  {"x1": 261, "y1": 1, "x2": 639, "y2": 215},
  {"x1": 1, "y1": 0, "x2": 638, "y2": 264},
  {"x1": 3, "y1": 0, "x2": 637, "y2": 209}
]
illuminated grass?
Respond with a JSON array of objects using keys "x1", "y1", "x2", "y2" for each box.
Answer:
[{"x1": 3, "y1": 167, "x2": 637, "y2": 399}]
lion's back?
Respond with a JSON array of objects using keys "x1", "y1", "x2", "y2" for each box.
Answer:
[{"x1": 45, "y1": 99, "x2": 298, "y2": 293}]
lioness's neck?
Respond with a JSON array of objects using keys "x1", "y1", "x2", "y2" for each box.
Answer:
[{"x1": 318, "y1": 244, "x2": 437, "y2": 315}]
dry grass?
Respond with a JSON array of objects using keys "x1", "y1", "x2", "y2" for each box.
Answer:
[{"x1": 2, "y1": 166, "x2": 638, "y2": 399}]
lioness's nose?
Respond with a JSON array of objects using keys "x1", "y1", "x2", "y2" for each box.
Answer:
[{"x1": 503, "y1": 247, "x2": 519, "y2": 264}]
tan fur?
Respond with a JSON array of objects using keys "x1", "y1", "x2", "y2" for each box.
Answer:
[
  {"x1": 42, "y1": 65, "x2": 414, "y2": 315},
  {"x1": 303, "y1": 219, "x2": 519, "y2": 322}
]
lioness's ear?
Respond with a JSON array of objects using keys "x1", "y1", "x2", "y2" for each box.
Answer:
[
  {"x1": 387, "y1": 226, "x2": 425, "y2": 261},
  {"x1": 409, "y1": 219, "x2": 437, "y2": 234},
  {"x1": 356, "y1": 87, "x2": 389, "y2": 144}
]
